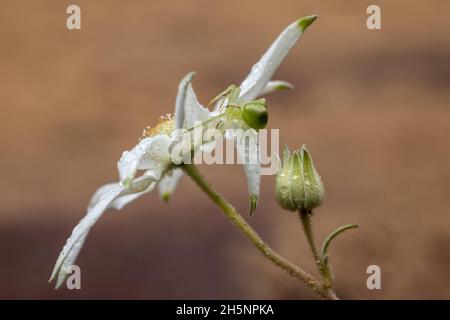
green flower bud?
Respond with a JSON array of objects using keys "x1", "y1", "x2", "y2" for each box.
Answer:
[
  {"x1": 275, "y1": 145, "x2": 325, "y2": 213},
  {"x1": 242, "y1": 99, "x2": 268, "y2": 130}
]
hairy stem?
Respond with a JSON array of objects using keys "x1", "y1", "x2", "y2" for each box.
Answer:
[
  {"x1": 183, "y1": 164, "x2": 338, "y2": 300},
  {"x1": 299, "y1": 212, "x2": 321, "y2": 263},
  {"x1": 299, "y1": 211, "x2": 332, "y2": 288}
]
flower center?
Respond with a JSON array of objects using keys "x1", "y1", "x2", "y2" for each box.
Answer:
[{"x1": 141, "y1": 114, "x2": 174, "y2": 139}]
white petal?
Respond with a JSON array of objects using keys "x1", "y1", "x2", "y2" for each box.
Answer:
[
  {"x1": 55, "y1": 232, "x2": 88, "y2": 289},
  {"x1": 50, "y1": 175, "x2": 155, "y2": 288},
  {"x1": 238, "y1": 17, "x2": 315, "y2": 102},
  {"x1": 87, "y1": 183, "x2": 118, "y2": 211},
  {"x1": 259, "y1": 80, "x2": 294, "y2": 95},
  {"x1": 117, "y1": 171, "x2": 158, "y2": 204},
  {"x1": 89, "y1": 171, "x2": 158, "y2": 212},
  {"x1": 174, "y1": 72, "x2": 209, "y2": 130},
  {"x1": 200, "y1": 141, "x2": 217, "y2": 154},
  {"x1": 117, "y1": 135, "x2": 172, "y2": 183},
  {"x1": 231, "y1": 129, "x2": 261, "y2": 215},
  {"x1": 50, "y1": 184, "x2": 123, "y2": 287},
  {"x1": 157, "y1": 168, "x2": 183, "y2": 201},
  {"x1": 110, "y1": 178, "x2": 157, "y2": 210}
]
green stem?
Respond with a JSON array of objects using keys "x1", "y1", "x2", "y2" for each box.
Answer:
[
  {"x1": 299, "y1": 211, "x2": 321, "y2": 264},
  {"x1": 182, "y1": 164, "x2": 338, "y2": 300},
  {"x1": 299, "y1": 211, "x2": 332, "y2": 289}
]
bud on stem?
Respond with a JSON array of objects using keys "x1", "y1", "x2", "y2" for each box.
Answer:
[{"x1": 275, "y1": 145, "x2": 325, "y2": 213}]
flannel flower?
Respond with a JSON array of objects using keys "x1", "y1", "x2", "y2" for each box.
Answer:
[{"x1": 50, "y1": 16, "x2": 317, "y2": 288}]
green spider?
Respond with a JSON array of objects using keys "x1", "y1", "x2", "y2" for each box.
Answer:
[
  {"x1": 208, "y1": 84, "x2": 268, "y2": 131},
  {"x1": 182, "y1": 84, "x2": 268, "y2": 136}
]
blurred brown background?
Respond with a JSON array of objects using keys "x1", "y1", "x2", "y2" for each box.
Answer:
[{"x1": 1, "y1": 0, "x2": 449, "y2": 299}]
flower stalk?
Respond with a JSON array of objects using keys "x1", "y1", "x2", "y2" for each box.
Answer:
[
  {"x1": 299, "y1": 211, "x2": 332, "y2": 289},
  {"x1": 182, "y1": 163, "x2": 338, "y2": 300}
]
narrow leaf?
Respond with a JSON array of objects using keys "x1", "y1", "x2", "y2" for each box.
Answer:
[{"x1": 320, "y1": 224, "x2": 358, "y2": 263}]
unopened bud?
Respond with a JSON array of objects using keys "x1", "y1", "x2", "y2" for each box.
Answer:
[{"x1": 275, "y1": 145, "x2": 324, "y2": 213}]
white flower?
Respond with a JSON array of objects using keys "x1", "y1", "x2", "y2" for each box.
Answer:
[{"x1": 49, "y1": 16, "x2": 316, "y2": 288}]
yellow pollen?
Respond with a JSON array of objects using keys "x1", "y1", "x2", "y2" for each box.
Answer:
[{"x1": 141, "y1": 114, "x2": 174, "y2": 139}]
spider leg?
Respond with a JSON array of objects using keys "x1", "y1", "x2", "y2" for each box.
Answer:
[
  {"x1": 227, "y1": 85, "x2": 241, "y2": 106},
  {"x1": 207, "y1": 84, "x2": 239, "y2": 108}
]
